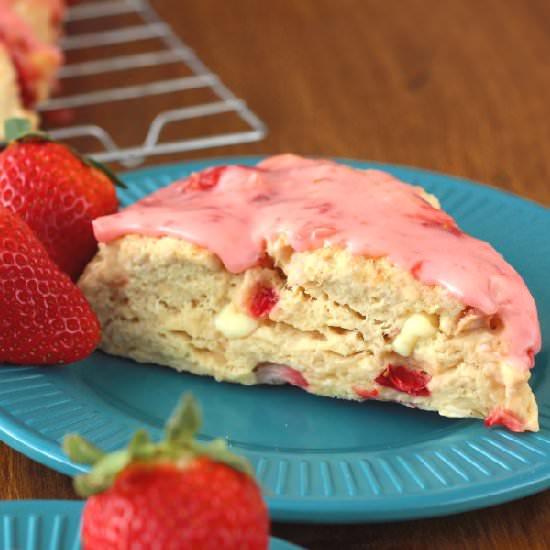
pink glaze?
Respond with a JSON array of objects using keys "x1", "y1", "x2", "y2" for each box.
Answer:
[{"x1": 93, "y1": 155, "x2": 541, "y2": 369}]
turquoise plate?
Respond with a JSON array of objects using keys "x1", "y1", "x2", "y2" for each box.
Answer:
[
  {"x1": 0, "y1": 158, "x2": 549, "y2": 523},
  {"x1": 0, "y1": 500, "x2": 301, "y2": 549}
]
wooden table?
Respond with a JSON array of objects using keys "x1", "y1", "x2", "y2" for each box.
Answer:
[{"x1": 2, "y1": 1, "x2": 550, "y2": 548}]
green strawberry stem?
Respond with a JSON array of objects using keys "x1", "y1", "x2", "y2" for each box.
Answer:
[
  {"x1": 2, "y1": 118, "x2": 126, "y2": 189},
  {"x1": 63, "y1": 394, "x2": 253, "y2": 497}
]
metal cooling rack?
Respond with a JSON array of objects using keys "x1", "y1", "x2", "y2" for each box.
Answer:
[{"x1": 38, "y1": 0, "x2": 267, "y2": 165}]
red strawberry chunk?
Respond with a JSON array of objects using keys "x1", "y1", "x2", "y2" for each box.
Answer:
[
  {"x1": 375, "y1": 364, "x2": 431, "y2": 396},
  {"x1": 484, "y1": 408, "x2": 525, "y2": 432},
  {"x1": 353, "y1": 387, "x2": 379, "y2": 399},
  {"x1": 410, "y1": 206, "x2": 463, "y2": 237},
  {"x1": 249, "y1": 285, "x2": 279, "y2": 318},
  {"x1": 410, "y1": 261, "x2": 423, "y2": 278},
  {"x1": 187, "y1": 166, "x2": 228, "y2": 190},
  {"x1": 255, "y1": 363, "x2": 309, "y2": 388}
]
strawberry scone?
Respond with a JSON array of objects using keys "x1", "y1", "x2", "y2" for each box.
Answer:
[
  {"x1": 0, "y1": 1, "x2": 62, "y2": 114},
  {"x1": 4, "y1": 0, "x2": 65, "y2": 44},
  {"x1": 79, "y1": 155, "x2": 541, "y2": 431}
]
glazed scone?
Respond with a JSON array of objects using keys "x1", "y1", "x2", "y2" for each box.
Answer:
[
  {"x1": 0, "y1": 2, "x2": 62, "y2": 107},
  {"x1": 5, "y1": 0, "x2": 64, "y2": 43},
  {"x1": 80, "y1": 155, "x2": 541, "y2": 432},
  {"x1": 0, "y1": 43, "x2": 37, "y2": 139}
]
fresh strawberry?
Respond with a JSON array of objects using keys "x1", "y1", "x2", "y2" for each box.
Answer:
[
  {"x1": 64, "y1": 395, "x2": 269, "y2": 550},
  {"x1": 0, "y1": 118, "x2": 121, "y2": 280},
  {"x1": 0, "y1": 205, "x2": 101, "y2": 364}
]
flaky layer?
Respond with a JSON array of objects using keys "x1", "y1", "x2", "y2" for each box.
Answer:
[{"x1": 79, "y1": 234, "x2": 538, "y2": 432}]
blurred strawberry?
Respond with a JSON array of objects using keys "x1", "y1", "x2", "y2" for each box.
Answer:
[
  {"x1": 0, "y1": 118, "x2": 122, "y2": 280},
  {"x1": 64, "y1": 395, "x2": 269, "y2": 550},
  {"x1": 0, "y1": 205, "x2": 100, "y2": 364}
]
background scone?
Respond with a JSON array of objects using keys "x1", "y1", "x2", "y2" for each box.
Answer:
[
  {"x1": 6, "y1": 0, "x2": 65, "y2": 44},
  {"x1": 0, "y1": 44, "x2": 37, "y2": 139},
  {"x1": 0, "y1": 0, "x2": 64, "y2": 136},
  {"x1": 80, "y1": 155, "x2": 541, "y2": 432}
]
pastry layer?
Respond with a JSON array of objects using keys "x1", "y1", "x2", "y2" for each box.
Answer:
[{"x1": 79, "y1": 233, "x2": 539, "y2": 431}]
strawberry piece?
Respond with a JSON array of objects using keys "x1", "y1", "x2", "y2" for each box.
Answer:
[
  {"x1": 375, "y1": 364, "x2": 431, "y2": 396},
  {"x1": 484, "y1": 408, "x2": 525, "y2": 432},
  {"x1": 255, "y1": 363, "x2": 309, "y2": 388},
  {"x1": 0, "y1": 123, "x2": 120, "y2": 280},
  {"x1": 186, "y1": 165, "x2": 227, "y2": 190},
  {"x1": 0, "y1": 205, "x2": 101, "y2": 364},
  {"x1": 64, "y1": 395, "x2": 269, "y2": 550},
  {"x1": 411, "y1": 206, "x2": 463, "y2": 237},
  {"x1": 256, "y1": 254, "x2": 274, "y2": 269},
  {"x1": 410, "y1": 261, "x2": 423, "y2": 278},
  {"x1": 249, "y1": 285, "x2": 279, "y2": 318},
  {"x1": 353, "y1": 387, "x2": 379, "y2": 399}
]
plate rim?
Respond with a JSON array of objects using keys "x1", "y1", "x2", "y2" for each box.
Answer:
[
  {"x1": 0, "y1": 499, "x2": 302, "y2": 548},
  {"x1": 0, "y1": 156, "x2": 549, "y2": 523}
]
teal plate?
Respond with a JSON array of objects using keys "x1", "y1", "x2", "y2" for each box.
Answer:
[
  {"x1": 0, "y1": 500, "x2": 301, "y2": 550},
  {"x1": 0, "y1": 158, "x2": 549, "y2": 523}
]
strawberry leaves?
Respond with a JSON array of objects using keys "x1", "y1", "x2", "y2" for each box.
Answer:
[
  {"x1": 166, "y1": 394, "x2": 202, "y2": 444},
  {"x1": 2, "y1": 118, "x2": 126, "y2": 188},
  {"x1": 64, "y1": 394, "x2": 253, "y2": 497},
  {"x1": 4, "y1": 117, "x2": 35, "y2": 141}
]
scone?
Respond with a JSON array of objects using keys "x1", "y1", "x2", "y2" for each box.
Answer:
[
  {"x1": 0, "y1": 43, "x2": 37, "y2": 139},
  {"x1": 0, "y1": 2, "x2": 62, "y2": 108},
  {"x1": 6, "y1": 0, "x2": 65, "y2": 44},
  {"x1": 80, "y1": 155, "x2": 541, "y2": 432}
]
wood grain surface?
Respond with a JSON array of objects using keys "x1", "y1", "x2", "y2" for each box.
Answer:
[{"x1": 2, "y1": 1, "x2": 550, "y2": 549}]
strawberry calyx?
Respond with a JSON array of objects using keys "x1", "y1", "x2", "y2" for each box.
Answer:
[
  {"x1": 3, "y1": 118, "x2": 126, "y2": 188},
  {"x1": 63, "y1": 394, "x2": 253, "y2": 497}
]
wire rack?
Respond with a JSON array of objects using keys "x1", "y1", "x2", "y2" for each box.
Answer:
[{"x1": 39, "y1": 0, "x2": 267, "y2": 165}]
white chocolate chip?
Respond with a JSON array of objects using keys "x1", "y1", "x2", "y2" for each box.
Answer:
[
  {"x1": 215, "y1": 303, "x2": 258, "y2": 339},
  {"x1": 392, "y1": 313, "x2": 438, "y2": 357}
]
